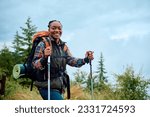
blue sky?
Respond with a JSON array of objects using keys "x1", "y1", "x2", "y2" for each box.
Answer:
[{"x1": 0, "y1": 0, "x2": 150, "y2": 82}]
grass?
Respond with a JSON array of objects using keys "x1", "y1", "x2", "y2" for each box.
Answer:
[
  {"x1": 1, "y1": 79, "x2": 91, "y2": 100},
  {"x1": 1, "y1": 79, "x2": 118, "y2": 100},
  {"x1": 3, "y1": 87, "x2": 42, "y2": 100},
  {"x1": 0, "y1": 77, "x2": 128, "y2": 100},
  {"x1": 0, "y1": 78, "x2": 42, "y2": 100},
  {"x1": 67, "y1": 85, "x2": 90, "y2": 100},
  {"x1": 1, "y1": 78, "x2": 121, "y2": 100}
]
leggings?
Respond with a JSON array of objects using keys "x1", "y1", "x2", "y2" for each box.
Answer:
[{"x1": 38, "y1": 88, "x2": 63, "y2": 100}]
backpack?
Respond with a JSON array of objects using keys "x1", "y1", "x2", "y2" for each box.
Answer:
[
  {"x1": 25, "y1": 31, "x2": 51, "y2": 91},
  {"x1": 13, "y1": 31, "x2": 50, "y2": 91}
]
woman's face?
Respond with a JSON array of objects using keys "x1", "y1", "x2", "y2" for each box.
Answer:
[{"x1": 49, "y1": 21, "x2": 62, "y2": 40}]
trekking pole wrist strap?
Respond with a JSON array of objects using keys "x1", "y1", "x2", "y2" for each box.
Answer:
[{"x1": 83, "y1": 57, "x2": 89, "y2": 63}]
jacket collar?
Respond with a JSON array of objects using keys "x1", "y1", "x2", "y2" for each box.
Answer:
[{"x1": 49, "y1": 36, "x2": 66, "y2": 46}]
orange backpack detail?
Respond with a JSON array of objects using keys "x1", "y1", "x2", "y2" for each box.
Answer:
[{"x1": 32, "y1": 31, "x2": 50, "y2": 48}]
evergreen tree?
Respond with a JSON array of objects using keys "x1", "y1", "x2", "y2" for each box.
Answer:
[
  {"x1": 12, "y1": 17, "x2": 37, "y2": 62},
  {"x1": 96, "y1": 52, "x2": 107, "y2": 82},
  {"x1": 95, "y1": 52, "x2": 108, "y2": 91},
  {"x1": 12, "y1": 31, "x2": 20, "y2": 55},
  {"x1": 0, "y1": 45, "x2": 14, "y2": 76}
]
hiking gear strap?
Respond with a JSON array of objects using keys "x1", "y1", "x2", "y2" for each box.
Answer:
[
  {"x1": 42, "y1": 37, "x2": 51, "y2": 48},
  {"x1": 66, "y1": 74, "x2": 70, "y2": 99}
]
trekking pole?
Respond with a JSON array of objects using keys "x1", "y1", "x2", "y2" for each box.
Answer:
[
  {"x1": 48, "y1": 56, "x2": 51, "y2": 100},
  {"x1": 89, "y1": 59, "x2": 94, "y2": 100}
]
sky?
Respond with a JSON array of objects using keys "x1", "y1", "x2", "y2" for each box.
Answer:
[{"x1": 0, "y1": 0, "x2": 150, "y2": 83}]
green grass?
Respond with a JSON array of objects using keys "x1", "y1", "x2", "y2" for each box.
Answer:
[
  {"x1": 0, "y1": 77, "x2": 42, "y2": 100},
  {"x1": 2, "y1": 77, "x2": 149, "y2": 100},
  {"x1": 2, "y1": 79, "x2": 117, "y2": 100}
]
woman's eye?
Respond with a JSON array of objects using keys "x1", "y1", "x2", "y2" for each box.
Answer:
[
  {"x1": 51, "y1": 27, "x2": 56, "y2": 30},
  {"x1": 58, "y1": 27, "x2": 62, "y2": 30},
  {"x1": 51, "y1": 26, "x2": 62, "y2": 30}
]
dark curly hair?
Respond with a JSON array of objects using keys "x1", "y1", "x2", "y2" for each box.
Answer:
[{"x1": 48, "y1": 20, "x2": 62, "y2": 28}]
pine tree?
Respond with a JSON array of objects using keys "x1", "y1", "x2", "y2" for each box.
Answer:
[
  {"x1": 95, "y1": 52, "x2": 107, "y2": 91},
  {"x1": 96, "y1": 52, "x2": 107, "y2": 82},
  {"x1": 12, "y1": 17, "x2": 37, "y2": 61},
  {"x1": 12, "y1": 31, "x2": 20, "y2": 55},
  {"x1": 0, "y1": 45, "x2": 14, "y2": 76}
]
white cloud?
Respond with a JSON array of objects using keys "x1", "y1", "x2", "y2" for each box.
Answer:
[
  {"x1": 110, "y1": 26, "x2": 150, "y2": 41},
  {"x1": 110, "y1": 33, "x2": 129, "y2": 41}
]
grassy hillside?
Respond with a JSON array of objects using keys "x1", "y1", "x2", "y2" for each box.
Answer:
[
  {"x1": 1, "y1": 79, "x2": 90, "y2": 100},
  {"x1": 0, "y1": 78, "x2": 42, "y2": 100},
  {"x1": 1, "y1": 78, "x2": 112, "y2": 100},
  {"x1": 1, "y1": 75, "x2": 149, "y2": 100}
]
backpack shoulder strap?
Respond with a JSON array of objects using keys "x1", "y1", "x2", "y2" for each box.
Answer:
[
  {"x1": 62, "y1": 43, "x2": 72, "y2": 56},
  {"x1": 32, "y1": 31, "x2": 50, "y2": 43},
  {"x1": 42, "y1": 37, "x2": 50, "y2": 48},
  {"x1": 62, "y1": 43, "x2": 68, "y2": 52},
  {"x1": 32, "y1": 31, "x2": 51, "y2": 48}
]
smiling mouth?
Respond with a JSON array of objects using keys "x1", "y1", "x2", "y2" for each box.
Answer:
[{"x1": 54, "y1": 33, "x2": 61, "y2": 36}]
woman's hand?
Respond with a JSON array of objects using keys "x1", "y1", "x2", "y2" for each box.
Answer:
[
  {"x1": 85, "y1": 51, "x2": 94, "y2": 61},
  {"x1": 44, "y1": 47, "x2": 52, "y2": 58}
]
